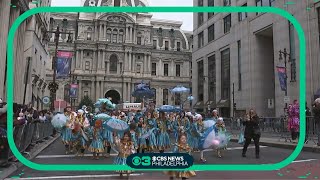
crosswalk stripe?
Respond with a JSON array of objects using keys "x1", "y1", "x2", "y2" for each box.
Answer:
[
  {"x1": 36, "y1": 145, "x2": 268, "y2": 159},
  {"x1": 4, "y1": 173, "x2": 143, "y2": 180}
]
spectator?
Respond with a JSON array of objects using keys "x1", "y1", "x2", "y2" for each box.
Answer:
[
  {"x1": 242, "y1": 109, "x2": 261, "y2": 159},
  {"x1": 313, "y1": 98, "x2": 320, "y2": 146},
  {"x1": 39, "y1": 111, "x2": 47, "y2": 123}
]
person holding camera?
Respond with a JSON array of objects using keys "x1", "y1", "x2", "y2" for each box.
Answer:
[{"x1": 242, "y1": 109, "x2": 261, "y2": 159}]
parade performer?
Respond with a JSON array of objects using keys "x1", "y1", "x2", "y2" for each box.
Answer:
[
  {"x1": 214, "y1": 117, "x2": 230, "y2": 158},
  {"x1": 129, "y1": 123, "x2": 138, "y2": 151},
  {"x1": 177, "y1": 113, "x2": 191, "y2": 140},
  {"x1": 88, "y1": 120, "x2": 104, "y2": 160},
  {"x1": 70, "y1": 122, "x2": 87, "y2": 157},
  {"x1": 288, "y1": 100, "x2": 300, "y2": 142},
  {"x1": 164, "y1": 133, "x2": 196, "y2": 180},
  {"x1": 62, "y1": 107, "x2": 74, "y2": 154},
  {"x1": 146, "y1": 112, "x2": 157, "y2": 151},
  {"x1": 137, "y1": 117, "x2": 148, "y2": 153},
  {"x1": 113, "y1": 131, "x2": 135, "y2": 178},
  {"x1": 156, "y1": 112, "x2": 171, "y2": 153}
]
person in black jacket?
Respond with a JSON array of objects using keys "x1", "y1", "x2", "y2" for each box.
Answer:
[
  {"x1": 313, "y1": 99, "x2": 320, "y2": 146},
  {"x1": 242, "y1": 109, "x2": 261, "y2": 159},
  {"x1": 305, "y1": 102, "x2": 312, "y2": 143}
]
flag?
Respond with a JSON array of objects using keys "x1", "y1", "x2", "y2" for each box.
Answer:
[
  {"x1": 69, "y1": 84, "x2": 79, "y2": 98},
  {"x1": 276, "y1": 66, "x2": 287, "y2": 91},
  {"x1": 56, "y1": 51, "x2": 72, "y2": 79}
]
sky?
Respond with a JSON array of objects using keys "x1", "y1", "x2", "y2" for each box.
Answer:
[{"x1": 50, "y1": 0, "x2": 193, "y2": 31}]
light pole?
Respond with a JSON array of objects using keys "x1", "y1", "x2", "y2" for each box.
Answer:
[
  {"x1": 279, "y1": 48, "x2": 290, "y2": 112},
  {"x1": 47, "y1": 18, "x2": 73, "y2": 111}
]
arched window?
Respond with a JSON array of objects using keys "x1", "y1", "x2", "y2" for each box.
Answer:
[
  {"x1": 86, "y1": 27, "x2": 92, "y2": 40},
  {"x1": 163, "y1": 89, "x2": 168, "y2": 105},
  {"x1": 109, "y1": 54, "x2": 118, "y2": 73},
  {"x1": 114, "y1": 0, "x2": 120, "y2": 6},
  {"x1": 112, "y1": 29, "x2": 118, "y2": 43},
  {"x1": 106, "y1": 28, "x2": 112, "y2": 42},
  {"x1": 119, "y1": 29, "x2": 124, "y2": 43}
]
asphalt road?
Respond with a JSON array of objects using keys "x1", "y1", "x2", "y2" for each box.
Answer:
[{"x1": 4, "y1": 138, "x2": 320, "y2": 179}]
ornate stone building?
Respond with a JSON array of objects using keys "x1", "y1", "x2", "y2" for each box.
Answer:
[{"x1": 47, "y1": 0, "x2": 192, "y2": 109}]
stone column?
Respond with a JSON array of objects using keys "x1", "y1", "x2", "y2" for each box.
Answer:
[
  {"x1": 103, "y1": 24, "x2": 106, "y2": 40},
  {"x1": 0, "y1": 0, "x2": 11, "y2": 98},
  {"x1": 171, "y1": 60, "x2": 174, "y2": 76},
  {"x1": 95, "y1": 22, "x2": 98, "y2": 41},
  {"x1": 97, "y1": 50, "x2": 101, "y2": 69},
  {"x1": 80, "y1": 50, "x2": 84, "y2": 70},
  {"x1": 76, "y1": 50, "x2": 79, "y2": 69},
  {"x1": 100, "y1": 81, "x2": 104, "y2": 98},
  {"x1": 99, "y1": 24, "x2": 102, "y2": 41},
  {"x1": 132, "y1": 53, "x2": 136, "y2": 72},
  {"x1": 148, "y1": 54, "x2": 151, "y2": 74},
  {"x1": 133, "y1": 27, "x2": 136, "y2": 44},
  {"x1": 78, "y1": 80, "x2": 82, "y2": 102},
  {"x1": 128, "y1": 83, "x2": 131, "y2": 102},
  {"x1": 126, "y1": 27, "x2": 129, "y2": 42},
  {"x1": 117, "y1": 62, "x2": 121, "y2": 74},
  {"x1": 128, "y1": 52, "x2": 132, "y2": 72},
  {"x1": 102, "y1": 51, "x2": 105, "y2": 70},
  {"x1": 93, "y1": 50, "x2": 96, "y2": 71},
  {"x1": 124, "y1": 52, "x2": 128, "y2": 72},
  {"x1": 130, "y1": 27, "x2": 133, "y2": 42},
  {"x1": 91, "y1": 81, "x2": 95, "y2": 100},
  {"x1": 96, "y1": 81, "x2": 100, "y2": 100},
  {"x1": 106, "y1": 61, "x2": 110, "y2": 74},
  {"x1": 143, "y1": 54, "x2": 147, "y2": 74}
]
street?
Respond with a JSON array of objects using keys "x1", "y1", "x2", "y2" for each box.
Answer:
[{"x1": 5, "y1": 138, "x2": 320, "y2": 179}]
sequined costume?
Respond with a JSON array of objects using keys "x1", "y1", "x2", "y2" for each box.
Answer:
[
  {"x1": 146, "y1": 118, "x2": 157, "y2": 151},
  {"x1": 113, "y1": 136, "x2": 135, "y2": 174},
  {"x1": 156, "y1": 118, "x2": 171, "y2": 150},
  {"x1": 88, "y1": 127, "x2": 104, "y2": 153},
  {"x1": 164, "y1": 143, "x2": 196, "y2": 178}
]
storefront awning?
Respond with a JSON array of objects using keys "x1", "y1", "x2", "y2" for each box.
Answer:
[
  {"x1": 193, "y1": 101, "x2": 204, "y2": 109},
  {"x1": 216, "y1": 99, "x2": 230, "y2": 108},
  {"x1": 205, "y1": 100, "x2": 216, "y2": 108}
]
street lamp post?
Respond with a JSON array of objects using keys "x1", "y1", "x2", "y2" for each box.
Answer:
[
  {"x1": 279, "y1": 48, "x2": 290, "y2": 112},
  {"x1": 47, "y1": 18, "x2": 73, "y2": 111}
]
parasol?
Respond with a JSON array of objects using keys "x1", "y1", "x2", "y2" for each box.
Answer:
[
  {"x1": 140, "y1": 128, "x2": 156, "y2": 139},
  {"x1": 102, "y1": 117, "x2": 129, "y2": 133},
  {"x1": 198, "y1": 125, "x2": 218, "y2": 150},
  {"x1": 93, "y1": 113, "x2": 112, "y2": 121},
  {"x1": 51, "y1": 113, "x2": 67, "y2": 129},
  {"x1": 95, "y1": 98, "x2": 116, "y2": 109},
  {"x1": 170, "y1": 85, "x2": 190, "y2": 94},
  {"x1": 158, "y1": 105, "x2": 181, "y2": 113},
  {"x1": 132, "y1": 89, "x2": 155, "y2": 98}
]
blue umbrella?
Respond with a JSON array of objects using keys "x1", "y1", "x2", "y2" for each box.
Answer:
[
  {"x1": 51, "y1": 113, "x2": 67, "y2": 129},
  {"x1": 102, "y1": 117, "x2": 129, "y2": 133},
  {"x1": 203, "y1": 119, "x2": 216, "y2": 129},
  {"x1": 93, "y1": 113, "x2": 111, "y2": 121},
  {"x1": 171, "y1": 85, "x2": 190, "y2": 94},
  {"x1": 95, "y1": 99, "x2": 116, "y2": 109},
  {"x1": 158, "y1": 105, "x2": 181, "y2": 113},
  {"x1": 132, "y1": 88, "x2": 155, "y2": 98}
]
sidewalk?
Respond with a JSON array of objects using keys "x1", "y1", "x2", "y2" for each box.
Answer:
[
  {"x1": 0, "y1": 135, "x2": 60, "y2": 179},
  {"x1": 230, "y1": 136, "x2": 320, "y2": 153}
]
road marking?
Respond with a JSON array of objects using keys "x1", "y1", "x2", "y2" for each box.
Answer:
[
  {"x1": 5, "y1": 173, "x2": 143, "y2": 180},
  {"x1": 36, "y1": 146, "x2": 268, "y2": 159},
  {"x1": 292, "y1": 159, "x2": 318, "y2": 163}
]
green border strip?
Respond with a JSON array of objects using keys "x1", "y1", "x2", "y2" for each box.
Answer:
[{"x1": 7, "y1": 6, "x2": 306, "y2": 171}]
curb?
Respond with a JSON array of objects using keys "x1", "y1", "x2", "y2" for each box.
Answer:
[
  {"x1": 0, "y1": 135, "x2": 60, "y2": 179},
  {"x1": 230, "y1": 138, "x2": 320, "y2": 153}
]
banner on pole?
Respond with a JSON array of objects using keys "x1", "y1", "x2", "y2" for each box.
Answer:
[
  {"x1": 69, "y1": 84, "x2": 79, "y2": 98},
  {"x1": 276, "y1": 66, "x2": 287, "y2": 92},
  {"x1": 56, "y1": 51, "x2": 72, "y2": 79}
]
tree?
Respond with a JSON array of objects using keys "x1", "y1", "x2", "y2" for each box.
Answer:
[{"x1": 78, "y1": 95, "x2": 94, "y2": 110}]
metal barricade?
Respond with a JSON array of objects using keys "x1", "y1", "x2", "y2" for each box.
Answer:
[
  {"x1": 2, "y1": 121, "x2": 54, "y2": 164},
  {"x1": 225, "y1": 116, "x2": 318, "y2": 144}
]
